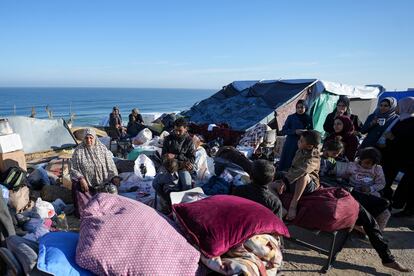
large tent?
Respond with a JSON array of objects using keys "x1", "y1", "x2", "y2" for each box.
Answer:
[{"x1": 182, "y1": 79, "x2": 381, "y2": 135}]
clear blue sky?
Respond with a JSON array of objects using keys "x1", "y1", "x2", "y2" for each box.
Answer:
[{"x1": 0, "y1": 0, "x2": 412, "y2": 90}]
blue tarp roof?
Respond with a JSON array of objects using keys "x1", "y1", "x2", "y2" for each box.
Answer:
[
  {"x1": 182, "y1": 80, "x2": 313, "y2": 131},
  {"x1": 379, "y1": 91, "x2": 414, "y2": 101}
]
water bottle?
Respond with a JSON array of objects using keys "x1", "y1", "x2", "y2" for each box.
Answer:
[
  {"x1": 391, "y1": 172, "x2": 405, "y2": 187},
  {"x1": 56, "y1": 212, "x2": 69, "y2": 231}
]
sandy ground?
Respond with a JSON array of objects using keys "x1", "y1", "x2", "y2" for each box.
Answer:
[{"x1": 280, "y1": 215, "x2": 414, "y2": 276}]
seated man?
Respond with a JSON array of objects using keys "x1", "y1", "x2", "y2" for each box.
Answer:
[
  {"x1": 276, "y1": 130, "x2": 321, "y2": 220},
  {"x1": 162, "y1": 118, "x2": 195, "y2": 191},
  {"x1": 232, "y1": 159, "x2": 283, "y2": 219}
]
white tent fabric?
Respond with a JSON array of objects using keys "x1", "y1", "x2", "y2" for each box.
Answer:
[{"x1": 316, "y1": 80, "x2": 380, "y2": 99}]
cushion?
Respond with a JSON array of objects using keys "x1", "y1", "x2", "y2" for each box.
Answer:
[
  {"x1": 76, "y1": 193, "x2": 200, "y2": 276},
  {"x1": 280, "y1": 187, "x2": 359, "y2": 232},
  {"x1": 172, "y1": 195, "x2": 290, "y2": 258},
  {"x1": 37, "y1": 232, "x2": 93, "y2": 276}
]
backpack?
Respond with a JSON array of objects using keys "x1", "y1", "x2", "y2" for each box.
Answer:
[{"x1": 1, "y1": 166, "x2": 27, "y2": 191}]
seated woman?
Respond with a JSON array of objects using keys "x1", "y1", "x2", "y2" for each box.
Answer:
[
  {"x1": 70, "y1": 128, "x2": 120, "y2": 217},
  {"x1": 128, "y1": 108, "x2": 144, "y2": 125},
  {"x1": 323, "y1": 96, "x2": 362, "y2": 136},
  {"x1": 324, "y1": 115, "x2": 359, "y2": 161},
  {"x1": 109, "y1": 106, "x2": 127, "y2": 139},
  {"x1": 278, "y1": 100, "x2": 313, "y2": 171},
  {"x1": 360, "y1": 97, "x2": 399, "y2": 149}
]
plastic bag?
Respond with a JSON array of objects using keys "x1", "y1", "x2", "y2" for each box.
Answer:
[
  {"x1": 35, "y1": 198, "x2": 56, "y2": 219},
  {"x1": 133, "y1": 128, "x2": 153, "y2": 145},
  {"x1": 134, "y1": 154, "x2": 156, "y2": 179}
]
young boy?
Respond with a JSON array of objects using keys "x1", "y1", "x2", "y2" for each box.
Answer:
[
  {"x1": 275, "y1": 130, "x2": 321, "y2": 220},
  {"x1": 152, "y1": 158, "x2": 180, "y2": 214},
  {"x1": 232, "y1": 159, "x2": 283, "y2": 219}
]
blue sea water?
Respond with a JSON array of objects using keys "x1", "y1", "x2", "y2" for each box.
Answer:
[{"x1": 0, "y1": 87, "x2": 215, "y2": 126}]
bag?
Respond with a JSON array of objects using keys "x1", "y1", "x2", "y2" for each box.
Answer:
[
  {"x1": 1, "y1": 166, "x2": 27, "y2": 191},
  {"x1": 35, "y1": 198, "x2": 56, "y2": 219},
  {"x1": 8, "y1": 186, "x2": 30, "y2": 213},
  {"x1": 134, "y1": 154, "x2": 156, "y2": 179},
  {"x1": 280, "y1": 187, "x2": 359, "y2": 232}
]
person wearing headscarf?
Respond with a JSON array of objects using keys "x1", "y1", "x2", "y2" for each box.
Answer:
[
  {"x1": 324, "y1": 115, "x2": 359, "y2": 161},
  {"x1": 109, "y1": 106, "x2": 126, "y2": 139},
  {"x1": 360, "y1": 97, "x2": 399, "y2": 149},
  {"x1": 128, "y1": 108, "x2": 144, "y2": 125},
  {"x1": 70, "y1": 128, "x2": 119, "y2": 216},
  {"x1": 381, "y1": 97, "x2": 414, "y2": 216},
  {"x1": 278, "y1": 100, "x2": 313, "y2": 171},
  {"x1": 323, "y1": 96, "x2": 363, "y2": 135},
  {"x1": 127, "y1": 108, "x2": 146, "y2": 137}
]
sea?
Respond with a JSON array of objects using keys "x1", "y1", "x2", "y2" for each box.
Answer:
[{"x1": 0, "y1": 87, "x2": 215, "y2": 126}]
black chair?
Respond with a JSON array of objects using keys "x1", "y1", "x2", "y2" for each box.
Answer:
[{"x1": 284, "y1": 224, "x2": 350, "y2": 273}]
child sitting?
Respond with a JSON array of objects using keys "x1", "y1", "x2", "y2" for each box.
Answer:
[
  {"x1": 152, "y1": 158, "x2": 180, "y2": 214},
  {"x1": 275, "y1": 130, "x2": 321, "y2": 220},
  {"x1": 232, "y1": 159, "x2": 283, "y2": 219},
  {"x1": 336, "y1": 147, "x2": 390, "y2": 230}
]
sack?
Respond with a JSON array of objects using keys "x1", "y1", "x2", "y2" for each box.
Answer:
[
  {"x1": 132, "y1": 128, "x2": 153, "y2": 145},
  {"x1": 134, "y1": 154, "x2": 156, "y2": 179},
  {"x1": 1, "y1": 166, "x2": 27, "y2": 190},
  {"x1": 8, "y1": 186, "x2": 30, "y2": 213},
  {"x1": 280, "y1": 187, "x2": 359, "y2": 232},
  {"x1": 35, "y1": 198, "x2": 56, "y2": 219}
]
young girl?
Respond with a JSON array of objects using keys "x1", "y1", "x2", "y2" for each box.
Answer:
[
  {"x1": 337, "y1": 147, "x2": 390, "y2": 230},
  {"x1": 278, "y1": 100, "x2": 313, "y2": 171}
]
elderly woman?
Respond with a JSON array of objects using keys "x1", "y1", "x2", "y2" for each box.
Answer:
[
  {"x1": 323, "y1": 96, "x2": 362, "y2": 136},
  {"x1": 381, "y1": 97, "x2": 414, "y2": 216},
  {"x1": 70, "y1": 128, "x2": 119, "y2": 216},
  {"x1": 360, "y1": 97, "x2": 399, "y2": 149}
]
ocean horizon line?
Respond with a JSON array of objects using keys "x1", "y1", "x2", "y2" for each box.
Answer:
[{"x1": 0, "y1": 86, "x2": 217, "y2": 91}]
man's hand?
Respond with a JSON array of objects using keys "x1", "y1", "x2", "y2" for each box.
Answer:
[
  {"x1": 79, "y1": 178, "x2": 89, "y2": 193},
  {"x1": 184, "y1": 161, "x2": 193, "y2": 171}
]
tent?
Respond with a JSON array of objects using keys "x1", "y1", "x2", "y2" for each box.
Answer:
[
  {"x1": 379, "y1": 90, "x2": 414, "y2": 102},
  {"x1": 7, "y1": 116, "x2": 77, "y2": 154},
  {"x1": 181, "y1": 79, "x2": 381, "y2": 135}
]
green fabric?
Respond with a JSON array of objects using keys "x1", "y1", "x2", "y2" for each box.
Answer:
[
  {"x1": 311, "y1": 91, "x2": 340, "y2": 138},
  {"x1": 127, "y1": 148, "x2": 157, "y2": 161}
]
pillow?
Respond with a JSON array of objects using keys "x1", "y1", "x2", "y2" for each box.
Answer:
[
  {"x1": 280, "y1": 187, "x2": 359, "y2": 232},
  {"x1": 76, "y1": 193, "x2": 200, "y2": 276},
  {"x1": 172, "y1": 195, "x2": 289, "y2": 258},
  {"x1": 37, "y1": 232, "x2": 93, "y2": 276}
]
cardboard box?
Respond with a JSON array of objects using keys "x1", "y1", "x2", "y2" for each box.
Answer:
[
  {"x1": 0, "y1": 133, "x2": 23, "y2": 153},
  {"x1": 0, "y1": 150, "x2": 27, "y2": 172}
]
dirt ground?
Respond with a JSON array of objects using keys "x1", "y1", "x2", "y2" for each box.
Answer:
[{"x1": 280, "y1": 215, "x2": 414, "y2": 276}]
